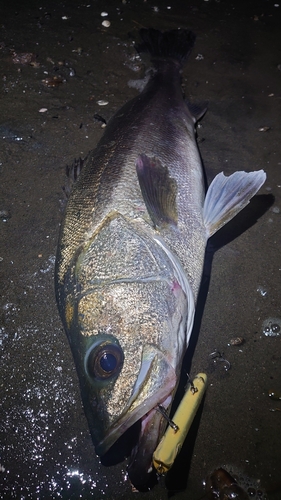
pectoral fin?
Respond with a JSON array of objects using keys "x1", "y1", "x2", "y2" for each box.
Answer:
[
  {"x1": 203, "y1": 170, "x2": 266, "y2": 237},
  {"x1": 136, "y1": 154, "x2": 178, "y2": 228}
]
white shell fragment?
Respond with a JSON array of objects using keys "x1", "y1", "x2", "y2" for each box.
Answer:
[
  {"x1": 102, "y1": 20, "x2": 111, "y2": 27},
  {"x1": 258, "y1": 126, "x2": 271, "y2": 132},
  {"x1": 39, "y1": 108, "x2": 48, "y2": 113},
  {"x1": 101, "y1": 12, "x2": 108, "y2": 17},
  {"x1": 97, "y1": 100, "x2": 109, "y2": 106}
]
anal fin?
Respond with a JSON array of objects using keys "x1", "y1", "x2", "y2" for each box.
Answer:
[{"x1": 203, "y1": 170, "x2": 266, "y2": 237}]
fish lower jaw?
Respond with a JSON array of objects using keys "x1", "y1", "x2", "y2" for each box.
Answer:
[{"x1": 126, "y1": 395, "x2": 173, "y2": 491}]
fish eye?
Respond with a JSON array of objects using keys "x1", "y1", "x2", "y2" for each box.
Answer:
[{"x1": 86, "y1": 343, "x2": 124, "y2": 380}]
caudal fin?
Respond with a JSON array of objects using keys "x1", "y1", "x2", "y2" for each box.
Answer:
[
  {"x1": 137, "y1": 28, "x2": 196, "y2": 64},
  {"x1": 203, "y1": 170, "x2": 266, "y2": 237}
]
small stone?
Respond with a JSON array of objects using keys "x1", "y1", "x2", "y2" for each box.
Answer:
[{"x1": 102, "y1": 20, "x2": 111, "y2": 27}]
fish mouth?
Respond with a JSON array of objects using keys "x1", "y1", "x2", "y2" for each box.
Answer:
[{"x1": 95, "y1": 345, "x2": 177, "y2": 488}]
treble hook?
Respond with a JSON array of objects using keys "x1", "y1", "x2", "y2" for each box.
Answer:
[{"x1": 157, "y1": 405, "x2": 179, "y2": 432}]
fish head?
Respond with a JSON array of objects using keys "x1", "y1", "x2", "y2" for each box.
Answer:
[{"x1": 57, "y1": 214, "x2": 193, "y2": 488}]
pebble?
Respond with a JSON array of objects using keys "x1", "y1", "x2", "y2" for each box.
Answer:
[
  {"x1": 39, "y1": 108, "x2": 48, "y2": 113},
  {"x1": 101, "y1": 12, "x2": 108, "y2": 17},
  {"x1": 102, "y1": 20, "x2": 111, "y2": 28}
]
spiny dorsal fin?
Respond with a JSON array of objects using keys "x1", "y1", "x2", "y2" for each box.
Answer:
[
  {"x1": 203, "y1": 170, "x2": 266, "y2": 237},
  {"x1": 136, "y1": 154, "x2": 178, "y2": 229}
]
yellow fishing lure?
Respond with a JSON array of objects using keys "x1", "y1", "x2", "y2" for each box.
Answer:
[{"x1": 153, "y1": 373, "x2": 207, "y2": 474}]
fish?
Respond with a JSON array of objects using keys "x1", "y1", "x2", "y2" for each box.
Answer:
[{"x1": 55, "y1": 28, "x2": 266, "y2": 490}]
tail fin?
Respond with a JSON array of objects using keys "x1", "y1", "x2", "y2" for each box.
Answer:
[{"x1": 137, "y1": 28, "x2": 196, "y2": 64}]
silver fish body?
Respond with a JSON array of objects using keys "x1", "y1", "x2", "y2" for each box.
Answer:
[{"x1": 55, "y1": 29, "x2": 266, "y2": 489}]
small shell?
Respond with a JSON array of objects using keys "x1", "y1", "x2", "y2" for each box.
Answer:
[
  {"x1": 102, "y1": 20, "x2": 111, "y2": 28},
  {"x1": 228, "y1": 337, "x2": 244, "y2": 346},
  {"x1": 101, "y1": 12, "x2": 108, "y2": 17},
  {"x1": 97, "y1": 100, "x2": 109, "y2": 106},
  {"x1": 258, "y1": 126, "x2": 271, "y2": 132}
]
